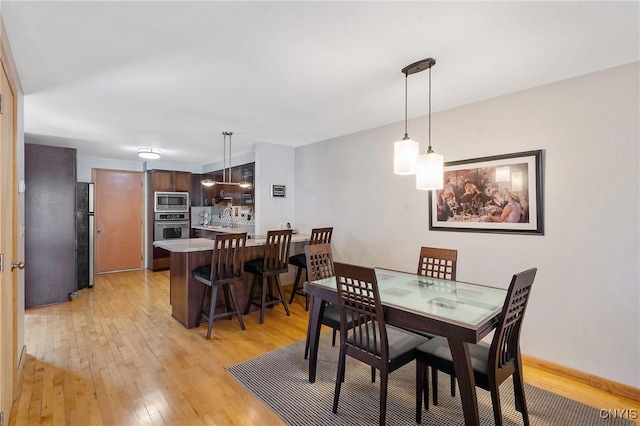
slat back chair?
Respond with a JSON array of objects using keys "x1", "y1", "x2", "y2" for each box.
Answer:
[
  {"x1": 289, "y1": 227, "x2": 334, "y2": 308},
  {"x1": 415, "y1": 268, "x2": 537, "y2": 425},
  {"x1": 192, "y1": 232, "x2": 247, "y2": 339},
  {"x1": 244, "y1": 229, "x2": 293, "y2": 324},
  {"x1": 417, "y1": 246, "x2": 457, "y2": 280},
  {"x1": 333, "y1": 263, "x2": 428, "y2": 426},
  {"x1": 416, "y1": 246, "x2": 458, "y2": 399},
  {"x1": 303, "y1": 243, "x2": 339, "y2": 358}
]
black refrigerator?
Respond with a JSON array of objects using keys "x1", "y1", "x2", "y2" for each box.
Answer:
[{"x1": 76, "y1": 182, "x2": 94, "y2": 289}]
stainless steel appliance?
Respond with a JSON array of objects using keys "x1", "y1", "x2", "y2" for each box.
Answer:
[
  {"x1": 154, "y1": 191, "x2": 189, "y2": 212},
  {"x1": 154, "y1": 212, "x2": 190, "y2": 241}
]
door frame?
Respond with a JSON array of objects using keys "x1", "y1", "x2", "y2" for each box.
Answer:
[{"x1": 0, "y1": 29, "x2": 22, "y2": 422}]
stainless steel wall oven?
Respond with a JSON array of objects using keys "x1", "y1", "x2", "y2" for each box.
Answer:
[{"x1": 154, "y1": 212, "x2": 189, "y2": 241}]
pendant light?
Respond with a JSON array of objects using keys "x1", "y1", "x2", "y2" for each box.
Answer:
[
  {"x1": 201, "y1": 131, "x2": 252, "y2": 188},
  {"x1": 393, "y1": 66, "x2": 419, "y2": 175},
  {"x1": 415, "y1": 58, "x2": 443, "y2": 191}
]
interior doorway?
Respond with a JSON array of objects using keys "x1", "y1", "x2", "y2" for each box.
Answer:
[{"x1": 93, "y1": 169, "x2": 144, "y2": 273}]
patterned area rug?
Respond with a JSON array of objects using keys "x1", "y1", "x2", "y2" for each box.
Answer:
[{"x1": 228, "y1": 333, "x2": 633, "y2": 425}]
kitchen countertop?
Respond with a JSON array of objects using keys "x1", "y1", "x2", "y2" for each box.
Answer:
[{"x1": 154, "y1": 234, "x2": 310, "y2": 252}]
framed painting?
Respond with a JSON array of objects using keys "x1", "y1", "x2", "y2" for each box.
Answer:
[{"x1": 429, "y1": 150, "x2": 544, "y2": 235}]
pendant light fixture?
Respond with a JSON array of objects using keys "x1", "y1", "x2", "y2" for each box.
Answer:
[
  {"x1": 415, "y1": 58, "x2": 443, "y2": 191},
  {"x1": 393, "y1": 64, "x2": 419, "y2": 175},
  {"x1": 201, "y1": 131, "x2": 252, "y2": 188}
]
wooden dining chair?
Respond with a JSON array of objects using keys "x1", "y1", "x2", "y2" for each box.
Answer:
[
  {"x1": 417, "y1": 246, "x2": 457, "y2": 280},
  {"x1": 288, "y1": 227, "x2": 333, "y2": 310},
  {"x1": 415, "y1": 267, "x2": 538, "y2": 425},
  {"x1": 302, "y1": 243, "x2": 359, "y2": 359},
  {"x1": 244, "y1": 229, "x2": 293, "y2": 324},
  {"x1": 332, "y1": 263, "x2": 429, "y2": 426},
  {"x1": 192, "y1": 232, "x2": 247, "y2": 339},
  {"x1": 416, "y1": 246, "x2": 458, "y2": 399}
]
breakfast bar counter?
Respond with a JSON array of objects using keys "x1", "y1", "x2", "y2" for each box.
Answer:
[{"x1": 154, "y1": 235, "x2": 310, "y2": 328}]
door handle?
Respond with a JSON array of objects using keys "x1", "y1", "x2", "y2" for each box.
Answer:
[
  {"x1": 96, "y1": 227, "x2": 103, "y2": 233},
  {"x1": 11, "y1": 261, "x2": 25, "y2": 270}
]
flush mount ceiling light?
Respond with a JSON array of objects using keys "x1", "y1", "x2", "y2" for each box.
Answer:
[
  {"x1": 138, "y1": 148, "x2": 161, "y2": 160},
  {"x1": 201, "y1": 131, "x2": 252, "y2": 188}
]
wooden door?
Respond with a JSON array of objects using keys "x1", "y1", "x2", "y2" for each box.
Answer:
[
  {"x1": 24, "y1": 144, "x2": 77, "y2": 307},
  {"x1": 94, "y1": 170, "x2": 143, "y2": 273},
  {"x1": 0, "y1": 59, "x2": 16, "y2": 424}
]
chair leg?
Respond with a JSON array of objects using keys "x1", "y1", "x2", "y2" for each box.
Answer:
[
  {"x1": 244, "y1": 274, "x2": 258, "y2": 315},
  {"x1": 260, "y1": 276, "x2": 267, "y2": 324},
  {"x1": 416, "y1": 361, "x2": 425, "y2": 424},
  {"x1": 206, "y1": 284, "x2": 219, "y2": 340},
  {"x1": 379, "y1": 370, "x2": 389, "y2": 426},
  {"x1": 227, "y1": 282, "x2": 246, "y2": 331},
  {"x1": 331, "y1": 329, "x2": 337, "y2": 346},
  {"x1": 489, "y1": 382, "x2": 504, "y2": 426},
  {"x1": 431, "y1": 368, "x2": 439, "y2": 406},
  {"x1": 450, "y1": 374, "x2": 456, "y2": 397},
  {"x1": 197, "y1": 284, "x2": 210, "y2": 328},
  {"x1": 371, "y1": 366, "x2": 376, "y2": 383},
  {"x1": 274, "y1": 275, "x2": 290, "y2": 316},
  {"x1": 333, "y1": 346, "x2": 346, "y2": 414},
  {"x1": 513, "y1": 365, "x2": 530, "y2": 425},
  {"x1": 288, "y1": 266, "x2": 303, "y2": 304}
]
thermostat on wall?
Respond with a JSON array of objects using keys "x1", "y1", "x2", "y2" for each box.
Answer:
[{"x1": 271, "y1": 185, "x2": 286, "y2": 197}]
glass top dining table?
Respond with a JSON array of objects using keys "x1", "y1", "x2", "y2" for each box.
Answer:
[{"x1": 304, "y1": 266, "x2": 508, "y2": 426}]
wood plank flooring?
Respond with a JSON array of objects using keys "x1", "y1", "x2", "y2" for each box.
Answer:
[{"x1": 9, "y1": 269, "x2": 639, "y2": 425}]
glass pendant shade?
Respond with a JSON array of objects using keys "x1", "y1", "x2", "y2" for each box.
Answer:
[
  {"x1": 416, "y1": 150, "x2": 444, "y2": 190},
  {"x1": 394, "y1": 137, "x2": 419, "y2": 175}
]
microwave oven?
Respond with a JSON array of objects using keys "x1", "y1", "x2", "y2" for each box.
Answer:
[{"x1": 154, "y1": 191, "x2": 189, "y2": 212}]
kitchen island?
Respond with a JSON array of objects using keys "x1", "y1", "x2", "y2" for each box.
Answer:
[{"x1": 154, "y1": 234, "x2": 310, "y2": 328}]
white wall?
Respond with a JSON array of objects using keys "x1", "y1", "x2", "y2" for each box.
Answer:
[
  {"x1": 255, "y1": 142, "x2": 295, "y2": 235},
  {"x1": 295, "y1": 62, "x2": 640, "y2": 387}
]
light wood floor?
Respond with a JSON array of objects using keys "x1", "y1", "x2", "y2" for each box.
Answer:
[{"x1": 10, "y1": 269, "x2": 639, "y2": 425}]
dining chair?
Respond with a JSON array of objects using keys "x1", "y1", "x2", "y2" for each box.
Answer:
[
  {"x1": 417, "y1": 246, "x2": 458, "y2": 399},
  {"x1": 417, "y1": 246, "x2": 457, "y2": 280},
  {"x1": 302, "y1": 243, "x2": 360, "y2": 359},
  {"x1": 192, "y1": 232, "x2": 247, "y2": 339},
  {"x1": 288, "y1": 227, "x2": 333, "y2": 310},
  {"x1": 244, "y1": 229, "x2": 293, "y2": 324},
  {"x1": 332, "y1": 262, "x2": 429, "y2": 426},
  {"x1": 415, "y1": 267, "x2": 538, "y2": 425}
]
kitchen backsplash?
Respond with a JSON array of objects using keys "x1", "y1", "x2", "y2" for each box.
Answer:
[{"x1": 191, "y1": 206, "x2": 255, "y2": 226}]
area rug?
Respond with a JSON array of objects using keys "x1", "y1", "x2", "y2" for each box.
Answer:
[{"x1": 227, "y1": 333, "x2": 633, "y2": 425}]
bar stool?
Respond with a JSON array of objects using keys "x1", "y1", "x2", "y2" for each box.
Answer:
[
  {"x1": 192, "y1": 232, "x2": 247, "y2": 339},
  {"x1": 244, "y1": 229, "x2": 293, "y2": 324},
  {"x1": 288, "y1": 227, "x2": 333, "y2": 310}
]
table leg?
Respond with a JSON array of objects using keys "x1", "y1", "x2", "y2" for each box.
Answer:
[
  {"x1": 447, "y1": 338, "x2": 479, "y2": 426},
  {"x1": 307, "y1": 296, "x2": 326, "y2": 383}
]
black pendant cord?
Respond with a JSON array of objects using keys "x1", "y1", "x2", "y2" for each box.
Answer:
[
  {"x1": 427, "y1": 66, "x2": 432, "y2": 153},
  {"x1": 404, "y1": 72, "x2": 409, "y2": 139}
]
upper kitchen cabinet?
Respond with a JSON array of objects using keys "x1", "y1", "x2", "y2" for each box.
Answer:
[
  {"x1": 151, "y1": 170, "x2": 191, "y2": 192},
  {"x1": 190, "y1": 174, "x2": 203, "y2": 207}
]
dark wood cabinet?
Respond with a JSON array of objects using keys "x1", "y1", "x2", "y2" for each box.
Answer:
[
  {"x1": 151, "y1": 169, "x2": 191, "y2": 192},
  {"x1": 147, "y1": 169, "x2": 191, "y2": 271},
  {"x1": 190, "y1": 174, "x2": 203, "y2": 207},
  {"x1": 191, "y1": 163, "x2": 254, "y2": 207}
]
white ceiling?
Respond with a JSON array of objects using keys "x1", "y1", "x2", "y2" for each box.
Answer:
[{"x1": 2, "y1": 1, "x2": 639, "y2": 166}]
